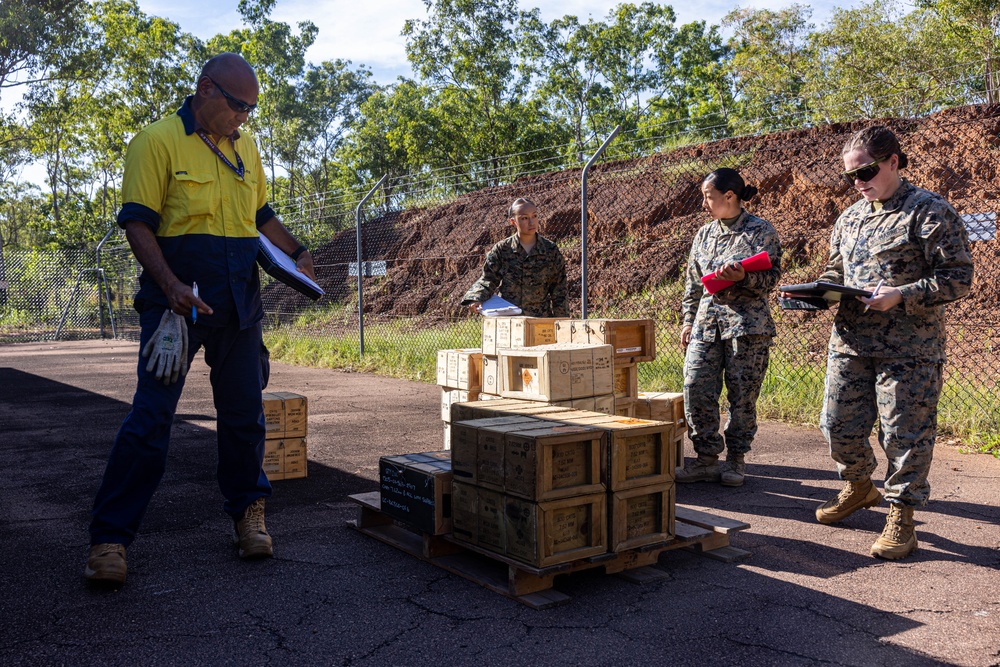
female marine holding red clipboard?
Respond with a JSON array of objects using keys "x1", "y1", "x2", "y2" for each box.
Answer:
[{"x1": 678, "y1": 168, "x2": 782, "y2": 487}]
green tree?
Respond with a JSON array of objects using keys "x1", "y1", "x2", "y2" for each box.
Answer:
[
  {"x1": 0, "y1": 0, "x2": 88, "y2": 93},
  {"x1": 805, "y1": 0, "x2": 968, "y2": 121},
  {"x1": 723, "y1": 4, "x2": 815, "y2": 133},
  {"x1": 282, "y1": 59, "x2": 374, "y2": 202},
  {"x1": 402, "y1": 0, "x2": 561, "y2": 188},
  {"x1": 535, "y1": 4, "x2": 728, "y2": 160},
  {"x1": 917, "y1": 0, "x2": 1000, "y2": 102}
]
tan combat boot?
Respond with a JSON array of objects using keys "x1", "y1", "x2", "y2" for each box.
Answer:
[
  {"x1": 675, "y1": 454, "x2": 721, "y2": 483},
  {"x1": 720, "y1": 453, "x2": 746, "y2": 487},
  {"x1": 84, "y1": 543, "x2": 127, "y2": 584},
  {"x1": 871, "y1": 504, "x2": 917, "y2": 559},
  {"x1": 234, "y1": 498, "x2": 273, "y2": 559},
  {"x1": 815, "y1": 479, "x2": 882, "y2": 524}
]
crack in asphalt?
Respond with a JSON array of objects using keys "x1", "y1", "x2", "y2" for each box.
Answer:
[{"x1": 339, "y1": 622, "x2": 420, "y2": 666}]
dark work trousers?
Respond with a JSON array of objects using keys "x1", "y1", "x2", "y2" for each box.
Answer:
[{"x1": 89, "y1": 306, "x2": 271, "y2": 547}]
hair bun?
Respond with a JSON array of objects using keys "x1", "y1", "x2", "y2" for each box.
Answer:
[
  {"x1": 741, "y1": 185, "x2": 759, "y2": 201},
  {"x1": 897, "y1": 152, "x2": 909, "y2": 169}
]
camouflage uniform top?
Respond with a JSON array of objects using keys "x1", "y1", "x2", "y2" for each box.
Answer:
[
  {"x1": 683, "y1": 211, "x2": 782, "y2": 341},
  {"x1": 462, "y1": 233, "x2": 569, "y2": 317},
  {"x1": 818, "y1": 180, "x2": 973, "y2": 362}
]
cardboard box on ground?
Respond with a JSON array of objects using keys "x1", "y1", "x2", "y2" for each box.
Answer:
[{"x1": 262, "y1": 392, "x2": 308, "y2": 480}]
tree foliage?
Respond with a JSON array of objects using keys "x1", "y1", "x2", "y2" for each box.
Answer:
[{"x1": 0, "y1": 0, "x2": 994, "y2": 251}]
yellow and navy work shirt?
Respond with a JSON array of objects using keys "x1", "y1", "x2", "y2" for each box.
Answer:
[{"x1": 117, "y1": 96, "x2": 276, "y2": 329}]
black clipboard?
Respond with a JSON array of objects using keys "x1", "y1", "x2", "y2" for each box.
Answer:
[
  {"x1": 257, "y1": 235, "x2": 324, "y2": 300},
  {"x1": 779, "y1": 281, "x2": 873, "y2": 302}
]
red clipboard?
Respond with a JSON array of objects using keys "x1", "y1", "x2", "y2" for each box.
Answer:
[{"x1": 700, "y1": 251, "x2": 772, "y2": 294}]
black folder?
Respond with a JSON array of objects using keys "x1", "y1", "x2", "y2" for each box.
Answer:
[
  {"x1": 777, "y1": 282, "x2": 873, "y2": 311},
  {"x1": 257, "y1": 236, "x2": 324, "y2": 301}
]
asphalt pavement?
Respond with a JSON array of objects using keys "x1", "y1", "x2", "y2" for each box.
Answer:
[{"x1": 1, "y1": 340, "x2": 998, "y2": 667}]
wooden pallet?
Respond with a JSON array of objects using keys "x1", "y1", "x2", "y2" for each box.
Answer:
[{"x1": 346, "y1": 491, "x2": 750, "y2": 609}]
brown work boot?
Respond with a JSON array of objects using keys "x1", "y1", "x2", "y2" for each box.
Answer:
[
  {"x1": 871, "y1": 504, "x2": 917, "y2": 560},
  {"x1": 720, "y1": 453, "x2": 746, "y2": 487},
  {"x1": 675, "y1": 454, "x2": 721, "y2": 483},
  {"x1": 815, "y1": 479, "x2": 882, "y2": 524},
  {"x1": 233, "y1": 498, "x2": 273, "y2": 559},
  {"x1": 84, "y1": 543, "x2": 127, "y2": 584}
]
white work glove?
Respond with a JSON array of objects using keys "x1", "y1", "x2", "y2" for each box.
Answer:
[{"x1": 142, "y1": 310, "x2": 189, "y2": 385}]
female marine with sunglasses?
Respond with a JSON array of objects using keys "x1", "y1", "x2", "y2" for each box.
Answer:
[{"x1": 806, "y1": 126, "x2": 973, "y2": 560}]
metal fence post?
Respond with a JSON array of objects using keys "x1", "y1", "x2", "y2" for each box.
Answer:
[
  {"x1": 580, "y1": 126, "x2": 620, "y2": 319},
  {"x1": 95, "y1": 226, "x2": 116, "y2": 338},
  {"x1": 355, "y1": 174, "x2": 388, "y2": 356}
]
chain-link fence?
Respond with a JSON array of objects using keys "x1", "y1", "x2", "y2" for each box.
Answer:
[
  {"x1": 0, "y1": 242, "x2": 137, "y2": 344},
  {"x1": 2, "y1": 100, "x2": 998, "y2": 439}
]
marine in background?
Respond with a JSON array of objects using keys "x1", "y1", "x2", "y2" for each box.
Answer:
[{"x1": 461, "y1": 198, "x2": 569, "y2": 317}]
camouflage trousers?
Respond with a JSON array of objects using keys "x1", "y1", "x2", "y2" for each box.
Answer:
[
  {"x1": 683, "y1": 334, "x2": 771, "y2": 458},
  {"x1": 820, "y1": 351, "x2": 943, "y2": 507}
]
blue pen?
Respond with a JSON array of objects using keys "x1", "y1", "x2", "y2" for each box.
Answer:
[{"x1": 192, "y1": 282, "x2": 199, "y2": 323}]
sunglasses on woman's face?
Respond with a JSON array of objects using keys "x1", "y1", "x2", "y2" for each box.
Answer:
[{"x1": 842, "y1": 156, "x2": 888, "y2": 185}]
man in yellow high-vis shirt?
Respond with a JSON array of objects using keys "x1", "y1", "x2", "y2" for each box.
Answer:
[{"x1": 85, "y1": 53, "x2": 315, "y2": 585}]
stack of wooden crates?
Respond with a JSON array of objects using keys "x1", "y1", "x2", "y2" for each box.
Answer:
[
  {"x1": 409, "y1": 317, "x2": 689, "y2": 568},
  {"x1": 262, "y1": 392, "x2": 308, "y2": 480}
]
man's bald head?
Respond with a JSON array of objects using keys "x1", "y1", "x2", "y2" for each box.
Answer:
[{"x1": 200, "y1": 53, "x2": 258, "y2": 88}]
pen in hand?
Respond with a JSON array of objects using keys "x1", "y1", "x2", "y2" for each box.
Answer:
[
  {"x1": 864, "y1": 279, "x2": 884, "y2": 313},
  {"x1": 192, "y1": 282, "x2": 199, "y2": 323}
]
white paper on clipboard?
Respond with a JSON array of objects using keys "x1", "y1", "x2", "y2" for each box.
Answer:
[{"x1": 479, "y1": 295, "x2": 522, "y2": 317}]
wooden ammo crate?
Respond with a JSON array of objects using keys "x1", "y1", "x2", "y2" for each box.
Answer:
[
  {"x1": 613, "y1": 363, "x2": 639, "y2": 400},
  {"x1": 504, "y1": 493, "x2": 608, "y2": 567},
  {"x1": 613, "y1": 398, "x2": 636, "y2": 418},
  {"x1": 481, "y1": 355, "x2": 499, "y2": 395},
  {"x1": 451, "y1": 481, "x2": 506, "y2": 552},
  {"x1": 477, "y1": 419, "x2": 560, "y2": 490},
  {"x1": 450, "y1": 416, "x2": 543, "y2": 485},
  {"x1": 601, "y1": 417, "x2": 675, "y2": 491},
  {"x1": 452, "y1": 399, "x2": 576, "y2": 423},
  {"x1": 635, "y1": 392, "x2": 685, "y2": 427},
  {"x1": 379, "y1": 451, "x2": 453, "y2": 535},
  {"x1": 555, "y1": 319, "x2": 655, "y2": 363},
  {"x1": 262, "y1": 392, "x2": 308, "y2": 439},
  {"x1": 499, "y1": 344, "x2": 613, "y2": 401},
  {"x1": 550, "y1": 394, "x2": 615, "y2": 415},
  {"x1": 609, "y1": 483, "x2": 676, "y2": 552},
  {"x1": 263, "y1": 437, "x2": 307, "y2": 481},
  {"x1": 546, "y1": 414, "x2": 674, "y2": 491},
  {"x1": 482, "y1": 317, "x2": 559, "y2": 356},
  {"x1": 441, "y1": 388, "x2": 481, "y2": 422},
  {"x1": 451, "y1": 480, "x2": 478, "y2": 543},
  {"x1": 635, "y1": 392, "x2": 686, "y2": 467},
  {"x1": 436, "y1": 348, "x2": 483, "y2": 390},
  {"x1": 503, "y1": 424, "x2": 606, "y2": 501}
]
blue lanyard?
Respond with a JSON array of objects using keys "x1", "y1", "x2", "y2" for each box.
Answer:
[{"x1": 196, "y1": 130, "x2": 245, "y2": 179}]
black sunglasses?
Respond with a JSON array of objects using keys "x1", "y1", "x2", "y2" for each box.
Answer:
[
  {"x1": 207, "y1": 77, "x2": 257, "y2": 114},
  {"x1": 842, "y1": 156, "x2": 888, "y2": 185}
]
